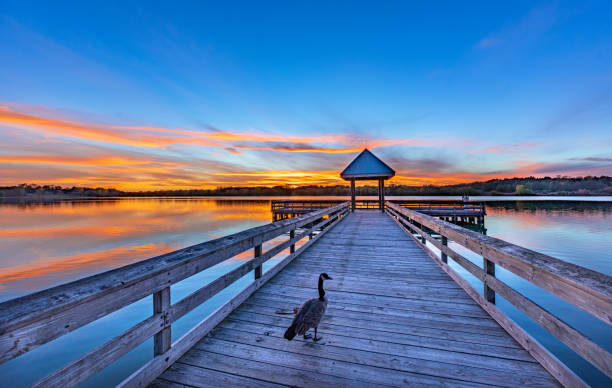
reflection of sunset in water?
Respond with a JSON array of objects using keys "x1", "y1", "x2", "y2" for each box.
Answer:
[
  {"x1": 0, "y1": 198, "x2": 611, "y2": 387},
  {"x1": 0, "y1": 198, "x2": 271, "y2": 300},
  {"x1": 0, "y1": 243, "x2": 177, "y2": 290},
  {"x1": 1, "y1": 198, "x2": 610, "y2": 301},
  {"x1": 488, "y1": 204, "x2": 610, "y2": 229},
  {"x1": 484, "y1": 202, "x2": 612, "y2": 269}
]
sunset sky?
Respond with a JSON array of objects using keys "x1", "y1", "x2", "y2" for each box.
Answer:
[{"x1": 1, "y1": 1, "x2": 611, "y2": 190}]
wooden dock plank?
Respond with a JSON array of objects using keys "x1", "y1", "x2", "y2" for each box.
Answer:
[
  {"x1": 221, "y1": 311, "x2": 532, "y2": 360},
  {"x1": 190, "y1": 337, "x2": 491, "y2": 387},
  {"x1": 212, "y1": 319, "x2": 546, "y2": 374},
  {"x1": 249, "y1": 290, "x2": 492, "y2": 319},
  {"x1": 160, "y1": 361, "x2": 287, "y2": 388},
  {"x1": 229, "y1": 308, "x2": 524, "y2": 349},
  {"x1": 199, "y1": 330, "x2": 554, "y2": 387},
  {"x1": 151, "y1": 211, "x2": 559, "y2": 387},
  {"x1": 243, "y1": 296, "x2": 503, "y2": 330}
]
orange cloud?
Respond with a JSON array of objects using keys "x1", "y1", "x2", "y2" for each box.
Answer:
[
  {"x1": 0, "y1": 106, "x2": 181, "y2": 148},
  {"x1": 0, "y1": 154, "x2": 184, "y2": 167},
  {"x1": 0, "y1": 104, "x2": 449, "y2": 155},
  {"x1": 211, "y1": 170, "x2": 341, "y2": 186},
  {"x1": 234, "y1": 144, "x2": 364, "y2": 153}
]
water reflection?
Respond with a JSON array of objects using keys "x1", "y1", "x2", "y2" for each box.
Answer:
[
  {"x1": 0, "y1": 198, "x2": 610, "y2": 387},
  {"x1": 485, "y1": 201, "x2": 612, "y2": 275},
  {"x1": 0, "y1": 198, "x2": 271, "y2": 301}
]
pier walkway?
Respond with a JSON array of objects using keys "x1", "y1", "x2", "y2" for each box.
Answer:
[{"x1": 152, "y1": 211, "x2": 557, "y2": 387}]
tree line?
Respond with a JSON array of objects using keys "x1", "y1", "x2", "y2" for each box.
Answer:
[{"x1": 1, "y1": 176, "x2": 611, "y2": 199}]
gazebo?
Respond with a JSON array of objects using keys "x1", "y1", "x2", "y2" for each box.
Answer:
[{"x1": 340, "y1": 149, "x2": 395, "y2": 212}]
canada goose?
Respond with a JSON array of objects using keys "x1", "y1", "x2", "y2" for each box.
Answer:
[{"x1": 284, "y1": 273, "x2": 332, "y2": 342}]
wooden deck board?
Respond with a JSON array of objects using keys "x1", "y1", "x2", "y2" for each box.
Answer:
[{"x1": 152, "y1": 211, "x2": 559, "y2": 387}]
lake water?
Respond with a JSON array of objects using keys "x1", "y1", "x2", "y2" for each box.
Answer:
[{"x1": 0, "y1": 196, "x2": 610, "y2": 386}]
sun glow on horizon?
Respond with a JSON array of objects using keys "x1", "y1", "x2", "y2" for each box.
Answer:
[{"x1": 1, "y1": 102, "x2": 610, "y2": 191}]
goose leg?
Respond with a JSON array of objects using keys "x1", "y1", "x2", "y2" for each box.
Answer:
[{"x1": 313, "y1": 327, "x2": 322, "y2": 342}]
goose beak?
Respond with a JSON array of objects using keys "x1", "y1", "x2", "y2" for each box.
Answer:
[{"x1": 327, "y1": 276, "x2": 333, "y2": 280}]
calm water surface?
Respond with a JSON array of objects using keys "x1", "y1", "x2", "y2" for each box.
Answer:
[{"x1": 0, "y1": 196, "x2": 610, "y2": 386}]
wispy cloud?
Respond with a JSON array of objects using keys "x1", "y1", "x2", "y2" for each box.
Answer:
[
  {"x1": 512, "y1": 160, "x2": 612, "y2": 176},
  {"x1": 484, "y1": 141, "x2": 538, "y2": 154},
  {"x1": 541, "y1": 88, "x2": 612, "y2": 133},
  {"x1": 572, "y1": 156, "x2": 612, "y2": 162},
  {"x1": 0, "y1": 104, "x2": 420, "y2": 154},
  {"x1": 475, "y1": 3, "x2": 557, "y2": 52},
  {"x1": 476, "y1": 37, "x2": 503, "y2": 49},
  {"x1": 0, "y1": 153, "x2": 182, "y2": 167}
]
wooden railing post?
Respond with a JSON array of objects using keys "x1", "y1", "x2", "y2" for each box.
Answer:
[
  {"x1": 289, "y1": 229, "x2": 295, "y2": 253},
  {"x1": 484, "y1": 258, "x2": 495, "y2": 303},
  {"x1": 254, "y1": 244, "x2": 262, "y2": 279},
  {"x1": 441, "y1": 236, "x2": 448, "y2": 263},
  {"x1": 153, "y1": 287, "x2": 171, "y2": 355},
  {"x1": 419, "y1": 222, "x2": 426, "y2": 244}
]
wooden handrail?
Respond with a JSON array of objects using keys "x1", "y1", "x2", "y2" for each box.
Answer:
[
  {"x1": 271, "y1": 199, "x2": 484, "y2": 210},
  {"x1": 272, "y1": 199, "x2": 486, "y2": 212},
  {"x1": 0, "y1": 202, "x2": 349, "y2": 387},
  {"x1": 385, "y1": 201, "x2": 612, "y2": 383}
]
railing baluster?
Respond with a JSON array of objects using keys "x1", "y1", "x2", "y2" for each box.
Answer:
[
  {"x1": 419, "y1": 222, "x2": 426, "y2": 244},
  {"x1": 153, "y1": 287, "x2": 171, "y2": 355},
  {"x1": 441, "y1": 236, "x2": 448, "y2": 263},
  {"x1": 254, "y1": 244, "x2": 262, "y2": 279},
  {"x1": 290, "y1": 229, "x2": 295, "y2": 253},
  {"x1": 484, "y1": 258, "x2": 495, "y2": 303}
]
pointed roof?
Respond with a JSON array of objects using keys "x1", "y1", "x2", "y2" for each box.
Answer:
[{"x1": 340, "y1": 149, "x2": 395, "y2": 180}]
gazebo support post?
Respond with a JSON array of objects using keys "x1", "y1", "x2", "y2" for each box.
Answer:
[
  {"x1": 379, "y1": 178, "x2": 385, "y2": 212},
  {"x1": 350, "y1": 179, "x2": 356, "y2": 212},
  {"x1": 377, "y1": 179, "x2": 381, "y2": 210}
]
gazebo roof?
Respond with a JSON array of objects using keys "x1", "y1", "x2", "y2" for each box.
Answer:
[{"x1": 340, "y1": 149, "x2": 395, "y2": 180}]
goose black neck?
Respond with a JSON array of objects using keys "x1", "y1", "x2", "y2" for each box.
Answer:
[{"x1": 318, "y1": 276, "x2": 325, "y2": 301}]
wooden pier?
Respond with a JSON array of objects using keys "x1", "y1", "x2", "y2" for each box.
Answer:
[
  {"x1": 272, "y1": 199, "x2": 486, "y2": 225},
  {"x1": 152, "y1": 211, "x2": 558, "y2": 387},
  {"x1": 0, "y1": 202, "x2": 610, "y2": 387}
]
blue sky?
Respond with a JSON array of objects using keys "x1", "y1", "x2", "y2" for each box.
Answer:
[{"x1": 0, "y1": 1, "x2": 611, "y2": 189}]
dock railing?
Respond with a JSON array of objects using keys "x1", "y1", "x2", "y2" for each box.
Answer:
[
  {"x1": 271, "y1": 200, "x2": 344, "y2": 212},
  {"x1": 0, "y1": 202, "x2": 349, "y2": 388},
  {"x1": 386, "y1": 202, "x2": 612, "y2": 386},
  {"x1": 271, "y1": 199, "x2": 380, "y2": 211},
  {"x1": 272, "y1": 199, "x2": 486, "y2": 218},
  {"x1": 392, "y1": 199, "x2": 485, "y2": 213}
]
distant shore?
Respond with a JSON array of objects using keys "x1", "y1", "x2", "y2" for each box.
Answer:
[
  {"x1": 2, "y1": 195, "x2": 612, "y2": 204},
  {"x1": 2, "y1": 176, "x2": 611, "y2": 200}
]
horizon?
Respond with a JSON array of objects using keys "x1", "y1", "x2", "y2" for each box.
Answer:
[
  {"x1": 1, "y1": 2, "x2": 612, "y2": 190},
  {"x1": 4, "y1": 175, "x2": 611, "y2": 194}
]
